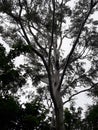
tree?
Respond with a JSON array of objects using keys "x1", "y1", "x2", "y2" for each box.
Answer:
[
  {"x1": 20, "y1": 98, "x2": 50, "y2": 130},
  {"x1": 0, "y1": 0, "x2": 98, "y2": 130},
  {"x1": 83, "y1": 104, "x2": 98, "y2": 130},
  {"x1": 0, "y1": 43, "x2": 26, "y2": 96},
  {"x1": 0, "y1": 94, "x2": 50, "y2": 130},
  {"x1": 0, "y1": 95, "x2": 21, "y2": 130},
  {"x1": 64, "y1": 105, "x2": 83, "y2": 130}
]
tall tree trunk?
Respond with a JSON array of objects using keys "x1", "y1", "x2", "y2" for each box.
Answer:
[{"x1": 54, "y1": 90, "x2": 65, "y2": 130}]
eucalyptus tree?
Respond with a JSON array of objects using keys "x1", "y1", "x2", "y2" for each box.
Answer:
[{"x1": 0, "y1": 0, "x2": 98, "y2": 130}]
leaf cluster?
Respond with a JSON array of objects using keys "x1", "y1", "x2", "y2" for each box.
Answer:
[
  {"x1": 0, "y1": 43, "x2": 26, "y2": 95},
  {"x1": 0, "y1": 95, "x2": 50, "y2": 130}
]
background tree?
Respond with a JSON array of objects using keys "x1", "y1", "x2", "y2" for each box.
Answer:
[
  {"x1": 0, "y1": 43, "x2": 26, "y2": 96},
  {"x1": 64, "y1": 105, "x2": 83, "y2": 130},
  {"x1": 0, "y1": 0, "x2": 98, "y2": 130},
  {"x1": 0, "y1": 94, "x2": 50, "y2": 130},
  {"x1": 20, "y1": 98, "x2": 50, "y2": 130},
  {"x1": 0, "y1": 95, "x2": 21, "y2": 130},
  {"x1": 82, "y1": 104, "x2": 98, "y2": 130}
]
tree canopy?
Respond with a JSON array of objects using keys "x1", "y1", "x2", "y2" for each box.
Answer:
[{"x1": 0, "y1": 0, "x2": 98, "y2": 130}]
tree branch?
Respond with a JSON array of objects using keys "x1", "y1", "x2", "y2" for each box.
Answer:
[
  {"x1": 48, "y1": 0, "x2": 55, "y2": 69},
  {"x1": 18, "y1": 0, "x2": 22, "y2": 18},
  {"x1": 27, "y1": 23, "x2": 48, "y2": 55},
  {"x1": 61, "y1": 65, "x2": 98, "y2": 96},
  {"x1": 58, "y1": 0, "x2": 64, "y2": 50},
  {"x1": 63, "y1": 82, "x2": 98, "y2": 104},
  {"x1": 58, "y1": 2, "x2": 97, "y2": 91}
]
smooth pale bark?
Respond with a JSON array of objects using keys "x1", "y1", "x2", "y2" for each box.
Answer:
[{"x1": 50, "y1": 58, "x2": 65, "y2": 130}]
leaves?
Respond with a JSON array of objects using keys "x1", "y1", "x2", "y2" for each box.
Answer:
[
  {"x1": 0, "y1": 0, "x2": 98, "y2": 129},
  {"x1": 0, "y1": 43, "x2": 26, "y2": 94},
  {"x1": 0, "y1": 95, "x2": 50, "y2": 130},
  {"x1": 92, "y1": 20, "x2": 98, "y2": 25}
]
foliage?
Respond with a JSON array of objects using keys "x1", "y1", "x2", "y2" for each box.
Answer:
[
  {"x1": 0, "y1": 95, "x2": 21, "y2": 130},
  {"x1": 83, "y1": 104, "x2": 98, "y2": 130},
  {"x1": 21, "y1": 99, "x2": 50, "y2": 130},
  {"x1": 0, "y1": 43, "x2": 26, "y2": 95},
  {"x1": 64, "y1": 106, "x2": 83, "y2": 130},
  {"x1": 0, "y1": 95, "x2": 50, "y2": 130},
  {"x1": 0, "y1": 0, "x2": 98, "y2": 129}
]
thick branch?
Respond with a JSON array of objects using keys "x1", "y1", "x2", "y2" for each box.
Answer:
[
  {"x1": 58, "y1": 0, "x2": 64, "y2": 50},
  {"x1": 58, "y1": 2, "x2": 97, "y2": 91},
  {"x1": 18, "y1": 0, "x2": 22, "y2": 18},
  {"x1": 48, "y1": 0, "x2": 55, "y2": 69}
]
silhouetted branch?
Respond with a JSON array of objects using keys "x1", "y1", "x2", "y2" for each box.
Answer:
[
  {"x1": 58, "y1": 1, "x2": 97, "y2": 91},
  {"x1": 63, "y1": 82, "x2": 98, "y2": 104}
]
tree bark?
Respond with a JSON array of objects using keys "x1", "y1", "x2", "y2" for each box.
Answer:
[{"x1": 54, "y1": 90, "x2": 65, "y2": 130}]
